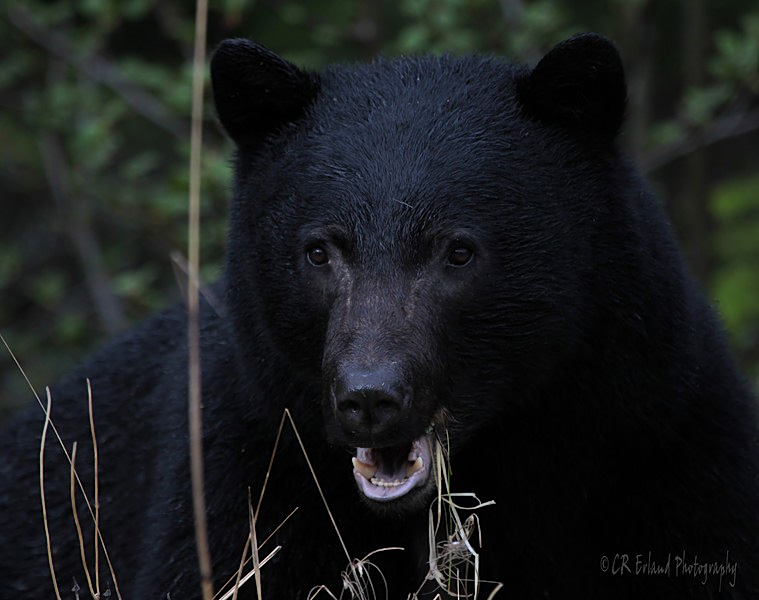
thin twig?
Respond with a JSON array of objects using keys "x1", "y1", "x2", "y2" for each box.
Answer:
[
  {"x1": 40, "y1": 387, "x2": 63, "y2": 600},
  {"x1": 642, "y1": 107, "x2": 759, "y2": 172},
  {"x1": 70, "y1": 442, "x2": 97, "y2": 598},
  {"x1": 187, "y1": 0, "x2": 212, "y2": 597}
]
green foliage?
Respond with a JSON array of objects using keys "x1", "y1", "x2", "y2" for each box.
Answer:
[
  {"x1": 711, "y1": 10, "x2": 759, "y2": 91},
  {"x1": 713, "y1": 175, "x2": 759, "y2": 378},
  {"x1": 654, "y1": 8, "x2": 759, "y2": 136},
  {"x1": 1, "y1": 1, "x2": 758, "y2": 413},
  {"x1": 393, "y1": 0, "x2": 483, "y2": 54},
  {"x1": 388, "y1": 0, "x2": 570, "y2": 58}
]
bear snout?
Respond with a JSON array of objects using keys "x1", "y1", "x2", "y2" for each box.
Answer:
[{"x1": 332, "y1": 362, "x2": 411, "y2": 441}]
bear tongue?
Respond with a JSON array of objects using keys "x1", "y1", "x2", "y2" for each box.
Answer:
[{"x1": 373, "y1": 445, "x2": 412, "y2": 482}]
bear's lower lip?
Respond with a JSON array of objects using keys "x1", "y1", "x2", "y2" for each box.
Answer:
[{"x1": 351, "y1": 434, "x2": 434, "y2": 502}]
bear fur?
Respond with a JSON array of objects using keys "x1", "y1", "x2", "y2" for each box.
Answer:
[{"x1": 1, "y1": 33, "x2": 758, "y2": 599}]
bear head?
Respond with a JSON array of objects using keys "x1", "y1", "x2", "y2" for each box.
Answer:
[{"x1": 211, "y1": 34, "x2": 627, "y2": 512}]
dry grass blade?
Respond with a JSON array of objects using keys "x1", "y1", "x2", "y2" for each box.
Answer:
[
  {"x1": 340, "y1": 558, "x2": 384, "y2": 600},
  {"x1": 170, "y1": 250, "x2": 225, "y2": 317},
  {"x1": 253, "y1": 410, "x2": 289, "y2": 521},
  {"x1": 1, "y1": 333, "x2": 123, "y2": 599},
  {"x1": 247, "y1": 489, "x2": 263, "y2": 600},
  {"x1": 282, "y1": 408, "x2": 352, "y2": 562},
  {"x1": 186, "y1": 0, "x2": 212, "y2": 597},
  {"x1": 70, "y1": 442, "x2": 96, "y2": 598},
  {"x1": 341, "y1": 548, "x2": 401, "y2": 600},
  {"x1": 87, "y1": 379, "x2": 101, "y2": 597},
  {"x1": 307, "y1": 548, "x2": 402, "y2": 600},
  {"x1": 430, "y1": 442, "x2": 480, "y2": 597},
  {"x1": 215, "y1": 546, "x2": 282, "y2": 600},
  {"x1": 229, "y1": 524, "x2": 250, "y2": 600},
  {"x1": 253, "y1": 409, "x2": 351, "y2": 559},
  {"x1": 40, "y1": 387, "x2": 63, "y2": 600},
  {"x1": 306, "y1": 585, "x2": 340, "y2": 600},
  {"x1": 251, "y1": 408, "x2": 403, "y2": 599},
  {"x1": 214, "y1": 507, "x2": 299, "y2": 600},
  {"x1": 414, "y1": 433, "x2": 501, "y2": 600}
]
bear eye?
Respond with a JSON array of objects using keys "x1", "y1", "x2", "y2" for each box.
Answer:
[
  {"x1": 306, "y1": 245, "x2": 329, "y2": 267},
  {"x1": 447, "y1": 246, "x2": 473, "y2": 267}
]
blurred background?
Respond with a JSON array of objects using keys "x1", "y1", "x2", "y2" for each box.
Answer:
[{"x1": 1, "y1": 0, "x2": 758, "y2": 419}]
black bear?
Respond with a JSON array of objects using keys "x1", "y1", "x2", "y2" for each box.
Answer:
[{"x1": 1, "y1": 33, "x2": 758, "y2": 599}]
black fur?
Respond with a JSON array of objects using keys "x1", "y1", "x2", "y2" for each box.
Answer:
[{"x1": 1, "y1": 33, "x2": 758, "y2": 599}]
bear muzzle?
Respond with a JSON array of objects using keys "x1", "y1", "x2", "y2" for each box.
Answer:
[
  {"x1": 332, "y1": 362, "x2": 411, "y2": 441},
  {"x1": 326, "y1": 362, "x2": 439, "y2": 503}
]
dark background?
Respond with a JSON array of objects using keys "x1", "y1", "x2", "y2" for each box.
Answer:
[{"x1": 1, "y1": 0, "x2": 758, "y2": 419}]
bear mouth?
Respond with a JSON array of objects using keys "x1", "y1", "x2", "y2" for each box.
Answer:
[{"x1": 351, "y1": 434, "x2": 434, "y2": 502}]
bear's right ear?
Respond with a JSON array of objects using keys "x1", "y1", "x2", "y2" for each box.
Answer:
[
  {"x1": 211, "y1": 39, "x2": 320, "y2": 147},
  {"x1": 517, "y1": 33, "x2": 627, "y2": 140}
]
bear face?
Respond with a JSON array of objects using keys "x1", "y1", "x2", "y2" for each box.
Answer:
[{"x1": 212, "y1": 35, "x2": 630, "y2": 513}]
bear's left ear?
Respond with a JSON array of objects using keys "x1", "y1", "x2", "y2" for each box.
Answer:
[
  {"x1": 211, "y1": 39, "x2": 320, "y2": 147},
  {"x1": 517, "y1": 33, "x2": 627, "y2": 140}
]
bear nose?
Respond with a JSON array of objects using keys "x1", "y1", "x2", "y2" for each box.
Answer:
[{"x1": 334, "y1": 364, "x2": 408, "y2": 435}]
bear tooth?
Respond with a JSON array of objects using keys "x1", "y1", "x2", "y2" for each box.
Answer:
[
  {"x1": 406, "y1": 456, "x2": 424, "y2": 476},
  {"x1": 370, "y1": 478, "x2": 407, "y2": 487},
  {"x1": 352, "y1": 457, "x2": 378, "y2": 479}
]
